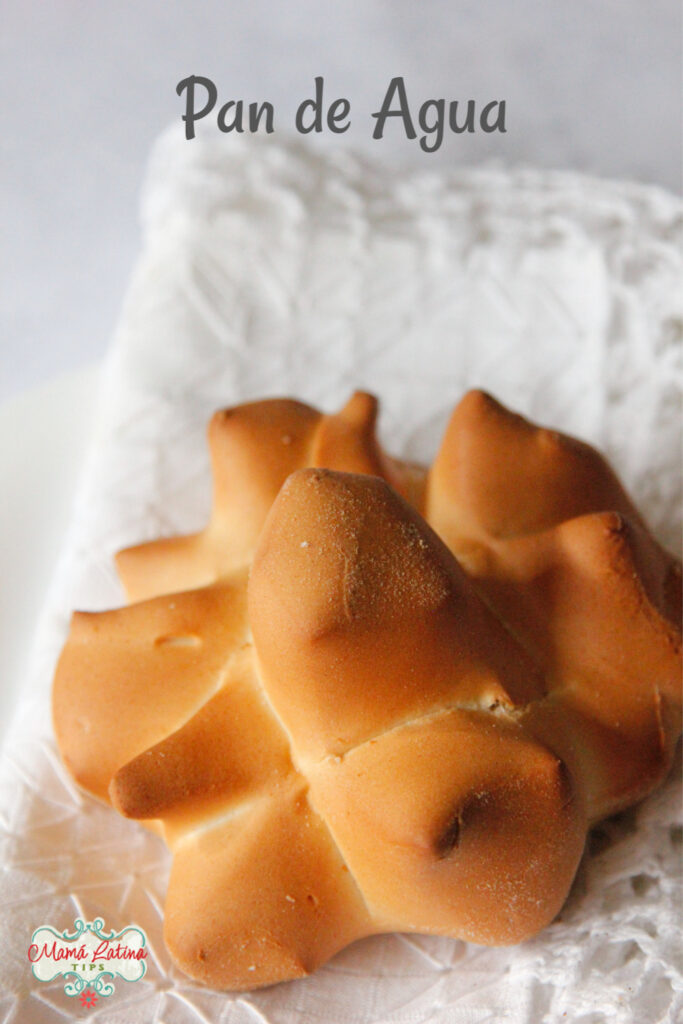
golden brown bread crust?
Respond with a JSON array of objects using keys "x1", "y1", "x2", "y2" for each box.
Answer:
[
  {"x1": 53, "y1": 574, "x2": 249, "y2": 802},
  {"x1": 426, "y1": 389, "x2": 646, "y2": 543},
  {"x1": 164, "y1": 780, "x2": 374, "y2": 990},
  {"x1": 52, "y1": 390, "x2": 682, "y2": 990},
  {"x1": 426, "y1": 392, "x2": 682, "y2": 820},
  {"x1": 109, "y1": 646, "x2": 294, "y2": 845},
  {"x1": 251, "y1": 471, "x2": 584, "y2": 940},
  {"x1": 307, "y1": 709, "x2": 582, "y2": 943},
  {"x1": 249, "y1": 470, "x2": 545, "y2": 762},
  {"x1": 115, "y1": 392, "x2": 426, "y2": 601}
]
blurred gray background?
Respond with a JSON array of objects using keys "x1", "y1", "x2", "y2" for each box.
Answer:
[{"x1": 2, "y1": 0, "x2": 681, "y2": 400}]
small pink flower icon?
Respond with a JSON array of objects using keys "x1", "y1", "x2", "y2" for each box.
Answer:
[{"x1": 79, "y1": 987, "x2": 98, "y2": 1009}]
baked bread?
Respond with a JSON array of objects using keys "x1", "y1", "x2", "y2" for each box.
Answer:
[
  {"x1": 116, "y1": 392, "x2": 425, "y2": 601},
  {"x1": 52, "y1": 392, "x2": 682, "y2": 990}
]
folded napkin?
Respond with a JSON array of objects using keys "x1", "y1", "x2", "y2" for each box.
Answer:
[{"x1": 1, "y1": 130, "x2": 681, "y2": 1024}]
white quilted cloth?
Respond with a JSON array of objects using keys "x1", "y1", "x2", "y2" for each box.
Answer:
[{"x1": 1, "y1": 131, "x2": 682, "y2": 1024}]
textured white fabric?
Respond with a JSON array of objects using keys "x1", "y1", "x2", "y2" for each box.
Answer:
[{"x1": 1, "y1": 130, "x2": 682, "y2": 1024}]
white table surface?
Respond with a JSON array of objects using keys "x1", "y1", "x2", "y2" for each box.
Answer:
[{"x1": 0, "y1": 364, "x2": 101, "y2": 749}]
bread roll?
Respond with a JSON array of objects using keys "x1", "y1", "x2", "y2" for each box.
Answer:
[{"x1": 52, "y1": 391, "x2": 681, "y2": 989}]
